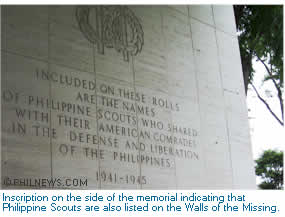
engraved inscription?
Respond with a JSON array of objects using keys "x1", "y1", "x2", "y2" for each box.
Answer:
[{"x1": 2, "y1": 67, "x2": 200, "y2": 187}]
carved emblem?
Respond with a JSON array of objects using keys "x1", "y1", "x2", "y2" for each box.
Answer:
[{"x1": 76, "y1": 6, "x2": 144, "y2": 62}]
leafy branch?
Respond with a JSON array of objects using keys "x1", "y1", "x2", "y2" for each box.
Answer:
[
  {"x1": 234, "y1": 5, "x2": 283, "y2": 126},
  {"x1": 250, "y1": 83, "x2": 283, "y2": 126},
  {"x1": 255, "y1": 55, "x2": 284, "y2": 122}
]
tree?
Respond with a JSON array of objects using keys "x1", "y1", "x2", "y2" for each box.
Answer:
[
  {"x1": 255, "y1": 150, "x2": 283, "y2": 189},
  {"x1": 234, "y1": 5, "x2": 284, "y2": 126}
]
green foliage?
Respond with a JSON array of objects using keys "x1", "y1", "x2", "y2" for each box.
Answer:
[
  {"x1": 234, "y1": 5, "x2": 284, "y2": 125},
  {"x1": 235, "y1": 5, "x2": 283, "y2": 87},
  {"x1": 255, "y1": 150, "x2": 283, "y2": 189}
]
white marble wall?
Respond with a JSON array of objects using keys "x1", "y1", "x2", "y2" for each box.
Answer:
[{"x1": 1, "y1": 5, "x2": 256, "y2": 189}]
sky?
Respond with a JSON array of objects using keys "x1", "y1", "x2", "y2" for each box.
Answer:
[{"x1": 247, "y1": 60, "x2": 284, "y2": 160}]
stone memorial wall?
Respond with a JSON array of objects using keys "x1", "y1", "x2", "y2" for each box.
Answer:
[{"x1": 1, "y1": 5, "x2": 256, "y2": 189}]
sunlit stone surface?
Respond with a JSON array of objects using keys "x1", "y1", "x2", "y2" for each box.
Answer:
[{"x1": 1, "y1": 5, "x2": 256, "y2": 189}]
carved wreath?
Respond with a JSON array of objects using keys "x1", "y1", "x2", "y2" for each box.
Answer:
[{"x1": 76, "y1": 6, "x2": 144, "y2": 62}]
